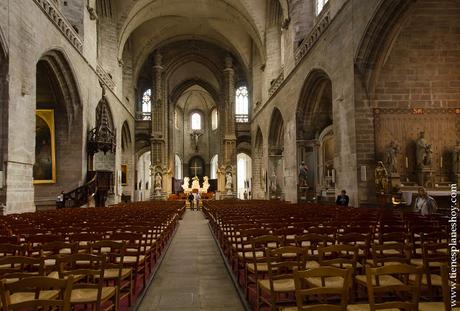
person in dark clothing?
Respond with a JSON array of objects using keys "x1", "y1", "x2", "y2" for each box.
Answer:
[
  {"x1": 188, "y1": 193, "x2": 195, "y2": 211},
  {"x1": 336, "y1": 190, "x2": 349, "y2": 207}
]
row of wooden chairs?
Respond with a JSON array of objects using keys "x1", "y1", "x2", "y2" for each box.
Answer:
[
  {"x1": 203, "y1": 201, "x2": 454, "y2": 311},
  {"x1": 0, "y1": 201, "x2": 185, "y2": 310}
]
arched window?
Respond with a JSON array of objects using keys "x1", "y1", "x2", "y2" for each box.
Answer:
[
  {"x1": 211, "y1": 108, "x2": 218, "y2": 130},
  {"x1": 235, "y1": 86, "x2": 249, "y2": 123},
  {"x1": 175, "y1": 154, "x2": 183, "y2": 179},
  {"x1": 191, "y1": 112, "x2": 202, "y2": 130},
  {"x1": 142, "y1": 89, "x2": 151, "y2": 113},
  {"x1": 210, "y1": 154, "x2": 218, "y2": 179},
  {"x1": 316, "y1": 0, "x2": 329, "y2": 16}
]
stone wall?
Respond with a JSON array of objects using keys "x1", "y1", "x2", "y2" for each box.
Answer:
[{"x1": 3, "y1": 0, "x2": 135, "y2": 214}]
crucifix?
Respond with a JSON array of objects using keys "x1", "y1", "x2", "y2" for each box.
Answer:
[
  {"x1": 190, "y1": 131, "x2": 203, "y2": 152},
  {"x1": 191, "y1": 161, "x2": 202, "y2": 177}
]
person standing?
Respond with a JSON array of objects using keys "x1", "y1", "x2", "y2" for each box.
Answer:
[
  {"x1": 414, "y1": 187, "x2": 438, "y2": 216},
  {"x1": 195, "y1": 192, "x2": 201, "y2": 210},
  {"x1": 188, "y1": 192, "x2": 195, "y2": 211},
  {"x1": 56, "y1": 191, "x2": 64, "y2": 209},
  {"x1": 336, "y1": 190, "x2": 349, "y2": 207}
]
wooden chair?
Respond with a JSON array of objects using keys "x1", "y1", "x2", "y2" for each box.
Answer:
[
  {"x1": 258, "y1": 246, "x2": 307, "y2": 311},
  {"x1": 57, "y1": 253, "x2": 117, "y2": 311},
  {"x1": 349, "y1": 264, "x2": 423, "y2": 311},
  {"x1": 92, "y1": 240, "x2": 133, "y2": 309},
  {"x1": 0, "y1": 275, "x2": 73, "y2": 311},
  {"x1": 0, "y1": 256, "x2": 44, "y2": 283},
  {"x1": 245, "y1": 235, "x2": 281, "y2": 306},
  {"x1": 419, "y1": 264, "x2": 454, "y2": 311},
  {"x1": 281, "y1": 266, "x2": 353, "y2": 311},
  {"x1": 110, "y1": 232, "x2": 147, "y2": 292}
]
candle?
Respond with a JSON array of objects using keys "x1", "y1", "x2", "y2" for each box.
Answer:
[
  {"x1": 332, "y1": 169, "x2": 336, "y2": 183},
  {"x1": 440, "y1": 156, "x2": 443, "y2": 168},
  {"x1": 405, "y1": 157, "x2": 409, "y2": 168}
]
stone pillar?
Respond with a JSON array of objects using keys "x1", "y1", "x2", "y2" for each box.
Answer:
[
  {"x1": 150, "y1": 51, "x2": 170, "y2": 199},
  {"x1": 218, "y1": 56, "x2": 237, "y2": 195}
]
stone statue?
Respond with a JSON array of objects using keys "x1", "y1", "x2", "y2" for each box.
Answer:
[
  {"x1": 225, "y1": 172, "x2": 233, "y2": 191},
  {"x1": 385, "y1": 141, "x2": 400, "y2": 173},
  {"x1": 416, "y1": 131, "x2": 429, "y2": 168},
  {"x1": 375, "y1": 161, "x2": 389, "y2": 194},
  {"x1": 454, "y1": 140, "x2": 460, "y2": 174},
  {"x1": 191, "y1": 176, "x2": 200, "y2": 190},
  {"x1": 181, "y1": 177, "x2": 190, "y2": 191},
  {"x1": 424, "y1": 144, "x2": 433, "y2": 166},
  {"x1": 298, "y1": 161, "x2": 309, "y2": 187},
  {"x1": 202, "y1": 176, "x2": 210, "y2": 193},
  {"x1": 270, "y1": 171, "x2": 277, "y2": 193},
  {"x1": 154, "y1": 172, "x2": 162, "y2": 191}
]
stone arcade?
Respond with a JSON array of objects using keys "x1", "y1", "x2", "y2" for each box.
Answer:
[{"x1": 0, "y1": 0, "x2": 458, "y2": 212}]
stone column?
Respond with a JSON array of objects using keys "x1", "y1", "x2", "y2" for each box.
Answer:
[
  {"x1": 150, "y1": 51, "x2": 170, "y2": 198},
  {"x1": 218, "y1": 56, "x2": 237, "y2": 195}
]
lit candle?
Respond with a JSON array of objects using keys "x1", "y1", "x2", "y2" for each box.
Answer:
[{"x1": 405, "y1": 157, "x2": 409, "y2": 168}]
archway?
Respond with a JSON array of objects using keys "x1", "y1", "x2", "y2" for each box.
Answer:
[
  {"x1": 296, "y1": 70, "x2": 333, "y2": 199},
  {"x1": 120, "y1": 121, "x2": 133, "y2": 200},
  {"x1": 34, "y1": 50, "x2": 83, "y2": 206},
  {"x1": 237, "y1": 153, "x2": 252, "y2": 199},
  {"x1": 268, "y1": 108, "x2": 284, "y2": 199},
  {"x1": 136, "y1": 151, "x2": 151, "y2": 201}
]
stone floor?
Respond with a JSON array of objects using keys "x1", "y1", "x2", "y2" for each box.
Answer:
[{"x1": 137, "y1": 210, "x2": 245, "y2": 311}]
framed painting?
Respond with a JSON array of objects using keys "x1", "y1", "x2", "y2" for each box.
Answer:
[
  {"x1": 121, "y1": 164, "x2": 128, "y2": 185},
  {"x1": 33, "y1": 109, "x2": 56, "y2": 184}
]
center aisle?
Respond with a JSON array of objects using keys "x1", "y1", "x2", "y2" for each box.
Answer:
[{"x1": 138, "y1": 210, "x2": 245, "y2": 311}]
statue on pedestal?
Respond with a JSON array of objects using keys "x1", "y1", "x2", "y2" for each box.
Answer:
[
  {"x1": 298, "y1": 161, "x2": 309, "y2": 187},
  {"x1": 375, "y1": 161, "x2": 389, "y2": 194},
  {"x1": 191, "y1": 176, "x2": 200, "y2": 190},
  {"x1": 270, "y1": 171, "x2": 277, "y2": 194},
  {"x1": 181, "y1": 177, "x2": 190, "y2": 192},
  {"x1": 202, "y1": 176, "x2": 210, "y2": 193},
  {"x1": 385, "y1": 141, "x2": 400, "y2": 173},
  {"x1": 416, "y1": 131, "x2": 430, "y2": 168},
  {"x1": 225, "y1": 172, "x2": 233, "y2": 193},
  {"x1": 154, "y1": 172, "x2": 162, "y2": 193}
]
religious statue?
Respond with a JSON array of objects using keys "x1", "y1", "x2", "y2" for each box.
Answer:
[
  {"x1": 424, "y1": 144, "x2": 433, "y2": 166},
  {"x1": 181, "y1": 177, "x2": 190, "y2": 191},
  {"x1": 416, "y1": 131, "x2": 429, "y2": 168},
  {"x1": 384, "y1": 141, "x2": 400, "y2": 173},
  {"x1": 225, "y1": 172, "x2": 233, "y2": 191},
  {"x1": 298, "y1": 161, "x2": 309, "y2": 187},
  {"x1": 190, "y1": 131, "x2": 203, "y2": 152},
  {"x1": 202, "y1": 176, "x2": 210, "y2": 193},
  {"x1": 154, "y1": 172, "x2": 162, "y2": 191},
  {"x1": 454, "y1": 140, "x2": 460, "y2": 174},
  {"x1": 270, "y1": 171, "x2": 277, "y2": 194},
  {"x1": 374, "y1": 161, "x2": 389, "y2": 194},
  {"x1": 191, "y1": 176, "x2": 200, "y2": 190}
]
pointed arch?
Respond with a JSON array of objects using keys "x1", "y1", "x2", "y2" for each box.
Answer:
[
  {"x1": 121, "y1": 121, "x2": 132, "y2": 152},
  {"x1": 354, "y1": 0, "x2": 413, "y2": 92},
  {"x1": 296, "y1": 69, "x2": 332, "y2": 140},
  {"x1": 268, "y1": 108, "x2": 284, "y2": 154},
  {"x1": 39, "y1": 50, "x2": 82, "y2": 131}
]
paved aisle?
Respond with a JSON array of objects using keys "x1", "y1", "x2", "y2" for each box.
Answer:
[{"x1": 138, "y1": 210, "x2": 245, "y2": 311}]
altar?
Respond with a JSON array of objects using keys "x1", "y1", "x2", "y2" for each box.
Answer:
[{"x1": 181, "y1": 176, "x2": 211, "y2": 194}]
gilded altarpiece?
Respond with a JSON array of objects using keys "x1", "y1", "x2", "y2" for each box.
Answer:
[{"x1": 374, "y1": 108, "x2": 460, "y2": 183}]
